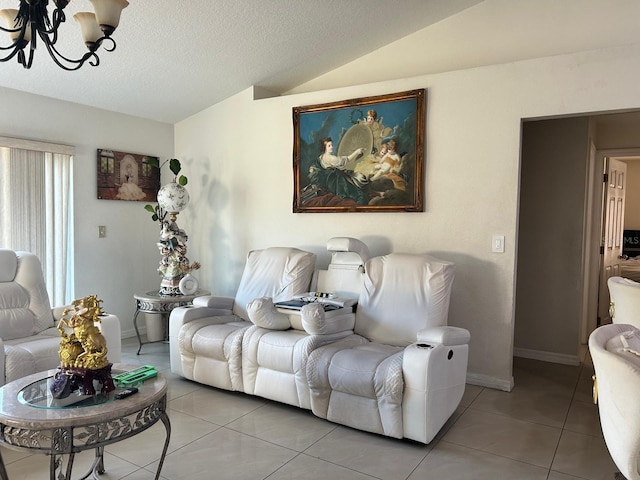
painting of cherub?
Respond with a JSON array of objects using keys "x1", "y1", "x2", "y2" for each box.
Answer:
[{"x1": 293, "y1": 89, "x2": 425, "y2": 213}]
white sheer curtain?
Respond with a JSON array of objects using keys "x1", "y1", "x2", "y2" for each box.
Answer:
[{"x1": 0, "y1": 137, "x2": 74, "y2": 306}]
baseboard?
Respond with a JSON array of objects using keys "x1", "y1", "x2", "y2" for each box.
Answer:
[
  {"x1": 120, "y1": 327, "x2": 141, "y2": 339},
  {"x1": 466, "y1": 372, "x2": 514, "y2": 392},
  {"x1": 513, "y1": 347, "x2": 581, "y2": 366}
]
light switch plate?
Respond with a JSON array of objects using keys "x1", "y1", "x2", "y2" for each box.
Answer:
[
  {"x1": 98, "y1": 226, "x2": 106, "y2": 238},
  {"x1": 492, "y1": 235, "x2": 505, "y2": 253}
]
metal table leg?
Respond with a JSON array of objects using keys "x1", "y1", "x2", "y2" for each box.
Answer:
[{"x1": 155, "y1": 411, "x2": 172, "y2": 480}]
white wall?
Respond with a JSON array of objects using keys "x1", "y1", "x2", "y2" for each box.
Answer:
[
  {"x1": 0, "y1": 87, "x2": 174, "y2": 337},
  {"x1": 175, "y1": 43, "x2": 640, "y2": 390},
  {"x1": 516, "y1": 117, "x2": 590, "y2": 363}
]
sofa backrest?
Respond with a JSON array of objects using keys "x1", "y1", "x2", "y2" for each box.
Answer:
[
  {"x1": 0, "y1": 249, "x2": 54, "y2": 340},
  {"x1": 354, "y1": 253, "x2": 455, "y2": 347},
  {"x1": 233, "y1": 247, "x2": 316, "y2": 320}
]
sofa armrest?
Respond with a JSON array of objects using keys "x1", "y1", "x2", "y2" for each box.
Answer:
[
  {"x1": 417, "y1": 326, "x2": 470, "y2": 346},
  {"x1": 247, "y1": 297, "x2": 291, "y2": 330},
  {"x1": 192, "y1": 295, "x2": 235, "y2": 310},
  {"x1": 97, "y1": 313, "x2": 121, "y2": 364},
  {"x1": 300, "y1": 303, "x2": 355, "y2": 335},
  {"x1": 52, "y1": 305, "x2": 69, "y2": 321}
]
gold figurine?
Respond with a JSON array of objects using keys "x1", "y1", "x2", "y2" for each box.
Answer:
[
  {"x1": 57, "y1": 294, "x2": 109, "y2": 370},
  {"x1": 51, "y1": 295, "x2": 115, "y2": 399}
]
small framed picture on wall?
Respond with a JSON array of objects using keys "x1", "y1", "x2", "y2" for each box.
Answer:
[{"x1": 96, "y1": 149, "x2": 160, "y2": 202}]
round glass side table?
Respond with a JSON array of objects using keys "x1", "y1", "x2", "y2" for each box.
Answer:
[{"x1": 133, "y1": 289, "x2": 209, "y2": 354}]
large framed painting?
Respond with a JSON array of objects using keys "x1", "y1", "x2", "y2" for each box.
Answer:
[
  {"x1": 96, "y1": 149, "x2": 160, "y2": 202},
  {"x1": 293, "y1": 89, "x2": 426, "y2": 213}
]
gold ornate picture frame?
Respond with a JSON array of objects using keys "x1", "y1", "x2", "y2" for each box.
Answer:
[{"x1": 293, "y1": 89, "x2": 426, "y2": 213}]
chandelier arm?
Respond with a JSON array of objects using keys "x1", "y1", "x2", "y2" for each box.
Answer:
[
  {"x1": 0, "y1": 24, "x2": 21, "y2": 33},
  {"x1": 99, "y1": 37, "x2": 116, "y2": 53},
  {"x1": 29, "y1": 1, "x2": 54, "y2": 33},
  {"x1": 42, "y1": 39, "x2": 100, "y2": 71},
  {"x1": 45, "y1": 7, "x2": 65, "y2": 36},
  {"x1": 0, "y1": 45, "x2": 21, "y2": 62},
  {"x1": 0, "y1": 40, "x2": 21, "y2": 51},
  {"x1": 19, "y1": 43, "x2": 33, "y2": 69}
]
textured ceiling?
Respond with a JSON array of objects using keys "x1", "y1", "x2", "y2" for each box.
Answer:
[{"x1": 0, "y1": 0, "x2": 481, "y2": 124}]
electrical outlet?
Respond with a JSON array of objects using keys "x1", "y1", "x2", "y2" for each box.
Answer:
[{"x1": 98, "y1": 226, "x2": 106, "y2": 238}]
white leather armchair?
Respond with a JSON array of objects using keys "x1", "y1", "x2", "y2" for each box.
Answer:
[
  {"x1": 589, "y1": 323, "x2": 640, "y2": 480},
  {"x1": 306, "y1": 253, "x2": 470, "y2": 443},
  {"x1": 0, "y1": 249, "x2": 121, "y2": 386},
  {"x1": 169, "y1": 246, "x2": 316, "y2": 391},
  {"x1": 608, "y1": 276, "x2": 640, "y2": 329},
  {"x1": 242, "y1": 237, "x2": 369, "y2": 409}
]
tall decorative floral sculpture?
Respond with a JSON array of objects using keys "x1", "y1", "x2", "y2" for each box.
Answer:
[{"x1": 144, "y1": 158, "x2": 200, "y2": 296}]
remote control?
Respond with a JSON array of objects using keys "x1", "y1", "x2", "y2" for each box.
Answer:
[
  {"x1": 115, "y1": 387, "x2": 139, "y2": 399},
  {"x1": 113, "y1": 365, "x2": 157, "y2": 387}
]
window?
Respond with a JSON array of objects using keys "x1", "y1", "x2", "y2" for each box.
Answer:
[{"x1": 0, "y1": 137, "x2": 74, "y2": 306}]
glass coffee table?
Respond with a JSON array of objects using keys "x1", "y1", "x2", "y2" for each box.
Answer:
[{"x1": 0, "y1": 365, "x2": 170, "y2": 480}]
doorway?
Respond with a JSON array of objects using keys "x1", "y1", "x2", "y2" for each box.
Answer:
[{"x1": 515, "y1": 111, "x2": 640, "y2": 367}]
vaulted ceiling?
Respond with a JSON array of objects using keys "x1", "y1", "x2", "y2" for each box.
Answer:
[
  {"x1": 0, "y1": 0, "x2": 480, "y2": 123},
  {"x1": 0, "y1": 0, "x2": 639, "y2": 124}
]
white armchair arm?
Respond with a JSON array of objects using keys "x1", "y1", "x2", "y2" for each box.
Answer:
[
  {"x1": 52, "y1": 305, "x2": 68, "y2": 321},
  {"x1": 169, "y1": 295, "x2": 238, "y2": 376},
  {"x1": 417, "y1": 326, "x2": 470, "y2": 346}
]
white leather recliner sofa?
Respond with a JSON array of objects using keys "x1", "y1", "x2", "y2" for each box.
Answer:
[
  {"x1": 242, "y1": 237, "x2": 370, "y2": 408},
  {"x1": 589, "y1": 323, "x2": 640, "y2": 480},
  {"x1": 170, "y1": 243, "x2": 469, "y2": 444},
  {"x1": 169, "y1": 246, "x2": 316, "y2": 391},
  {"x1": 0, "y1": 249, "x2": 121, "y2": 386},
  {"x1": 307, "y1": 252, "x2": 470, "y2": 444}
]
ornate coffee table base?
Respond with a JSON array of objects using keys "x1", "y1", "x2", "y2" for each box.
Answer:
[{"x1": 40, "y1": 410, "x2": 171, "y2": 480}]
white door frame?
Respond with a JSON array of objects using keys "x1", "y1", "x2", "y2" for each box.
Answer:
[{"x1": 583, "y1": 147, "x2": 640, "y2": 343}]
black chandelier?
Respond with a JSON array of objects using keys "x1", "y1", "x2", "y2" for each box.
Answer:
[{"x1": 0, "y1": 0, "x2": 128, "y2": 71}]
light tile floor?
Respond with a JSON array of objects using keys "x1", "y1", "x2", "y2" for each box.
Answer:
[{"x1": 0, "y1": 338, "x2": 619, "y2": 480}]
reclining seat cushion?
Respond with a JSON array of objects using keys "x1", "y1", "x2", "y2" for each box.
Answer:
[
  {"x1": 179, "y1": 315, "x2": 247, "y2": 391},
  {"x1": 308, "y1": 253, "x2": 456, "y2": 439},
  {"x1": 242, "y1": 316, "x2": 357, "y2": 410},
  {"x1": 178, "y1": 247, "x2": 316, "y2": 392},
  {"x1": 311, "y1": 341, "x2": 405, "y2": 438},
  {"x1": 241, "y1": 243, "x2": 360, "y2": 410},
  {"x1": 242, "y1": 326, "x2": 313, "y2": 408}
]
